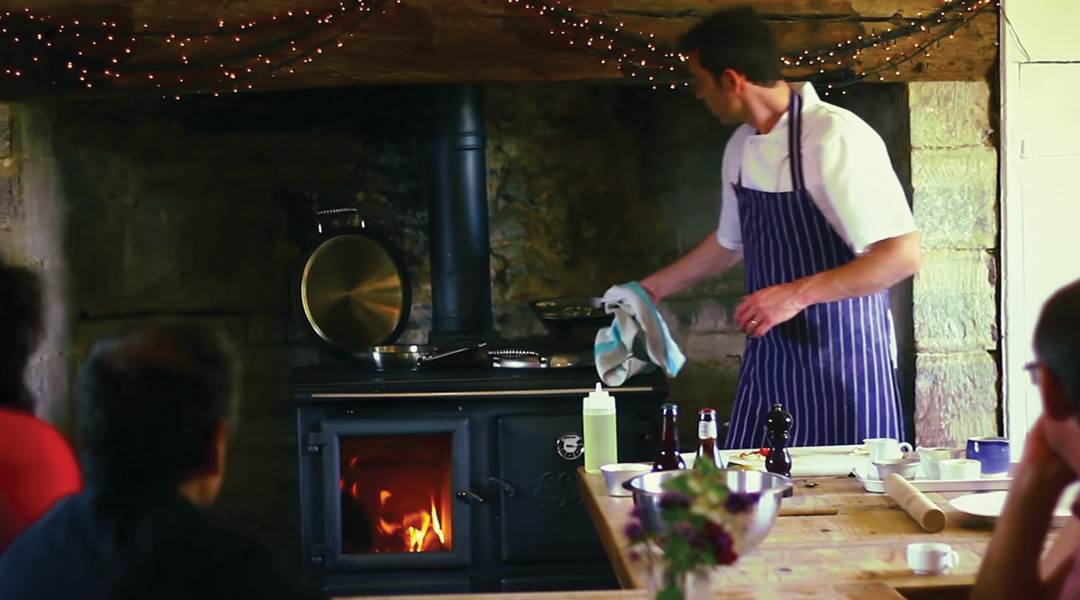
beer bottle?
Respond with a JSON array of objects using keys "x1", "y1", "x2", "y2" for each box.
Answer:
[
  {"x1": 694, "y1": 408, "x2": 725, "y2": 470},
  {"x1": 652, "y1": 403, "x2": 686, "y2": 472}
]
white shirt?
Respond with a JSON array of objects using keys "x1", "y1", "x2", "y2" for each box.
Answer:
[{"x1": 716, "y1": 83, "x2": 917, "y2": 255}]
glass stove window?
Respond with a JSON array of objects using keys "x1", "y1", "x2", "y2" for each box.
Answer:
[{"x1": 339, "y1": 433, "x2": 454, "y2": 554}]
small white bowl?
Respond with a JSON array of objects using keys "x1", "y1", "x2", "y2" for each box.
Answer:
[
  {"x1": 600, "y1": 463, "x2": 653, "y2": 496},
  {"x1": 873, "y1": 457, "x2": 920, "y2": 481}
]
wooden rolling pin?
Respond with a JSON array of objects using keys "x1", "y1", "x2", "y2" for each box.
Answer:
[{"x1": 883, "y1": 473, "x2": 947, "y2": 533}]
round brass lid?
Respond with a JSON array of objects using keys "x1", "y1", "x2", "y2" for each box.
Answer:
[{"x1": 300, "y1": 234, "x2": 408, "y2": 352}]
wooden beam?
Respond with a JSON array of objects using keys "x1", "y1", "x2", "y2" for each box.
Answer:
[{"x1": 0, "y1": 0, "x2": 997, "y2": 99}]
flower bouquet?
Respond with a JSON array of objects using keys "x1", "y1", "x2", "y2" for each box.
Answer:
[{"x1": 624, "y1": 461, "x2": 766, "y2": 600}]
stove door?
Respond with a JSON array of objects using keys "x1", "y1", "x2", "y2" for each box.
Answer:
[
  {"x1": 313, "y1": 417, "x2": 472, "y2": 571},
  {"x1": 495, "y1": 412, "x2": 606, "y2": 564}
]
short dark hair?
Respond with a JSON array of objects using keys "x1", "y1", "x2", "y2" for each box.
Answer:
[
  {"x1": 677, "y1": 6, "x2": 782, "y2": 86},
  {"x1": 74, "y1": 321, "x2": 240, "y2": 485},
  {"x1": 1034, "y1": 278, "x2": 1080, "y2": 416},
  {"x1": 0, "y1": 257, "x2": 44, "y2": 413}
]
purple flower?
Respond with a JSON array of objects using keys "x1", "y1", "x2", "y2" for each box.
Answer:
[
  {"x1": 659, "y1": 491, "x2": 691, "y2": 510},
  {"x1": 672, "y1": 522, "x2": 695, "y2": 539},
  {"x1": 630, "y1": 505, "x2": 645, "y2": 520},
  {"x1": 628, "y1": 549, "x2": 641, "y2": 562},
  {"x1": 624, "y1": 520, "x2": 645, "y2": 540},
  {"x1": 724, "y1": 491, "x2": 761, "y2": 513},
  {"x1": 703, "y1": 520, "x2": 738, "y2": 564}
]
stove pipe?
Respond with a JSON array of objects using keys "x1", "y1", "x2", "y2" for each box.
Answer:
[{"x1": 425, "y1": 84, "x2": 493, "y2": 337}]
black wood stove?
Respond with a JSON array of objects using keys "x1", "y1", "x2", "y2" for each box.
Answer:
[
  {"x1": 291, "y1": 83, "x2": 669, "y2": 596},
  {"x1": 293, "y1": 359, "x2": 666, "y2": 597}
]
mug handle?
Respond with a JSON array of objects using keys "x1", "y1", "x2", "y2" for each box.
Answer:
[
  {"x1": 946, "y1": 550, "x2": 960, "y2": 569},
  {"x1": 899, "y1": 442, "x2": 914, "y2": 453}
]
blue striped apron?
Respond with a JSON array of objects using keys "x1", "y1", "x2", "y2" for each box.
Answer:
[{"x1": 723, "y1": 90, "x2": 904, "y2": 449}]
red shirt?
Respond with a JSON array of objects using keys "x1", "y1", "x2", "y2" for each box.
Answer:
[{"x1": 0, "y1": 408, "x2": 81, "y2": 552}]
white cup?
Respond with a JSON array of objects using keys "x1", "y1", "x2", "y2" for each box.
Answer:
[
  {"x1": 939, "y1": 458, "x2": 981, "y2": 480},
  {"x1": 907, "y1": 542, "x2": 959, "y2": 575},
  {"x1": 864, "y1": 438, "x2": 913, "y2": 480},
  {"x1": 916, "y1": 446, "x2": 964, "y2": 480}
]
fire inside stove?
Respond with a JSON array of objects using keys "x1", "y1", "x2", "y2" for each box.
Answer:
[{"x1": 339, "y1": 434, "x2": 453, "y2": 554}]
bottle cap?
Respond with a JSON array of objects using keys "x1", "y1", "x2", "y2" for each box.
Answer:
[{"x1": 584, "y1": 382, "x2": 615, "y2": 410}]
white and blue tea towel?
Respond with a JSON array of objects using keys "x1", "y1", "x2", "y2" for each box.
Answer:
[{"x1": 594, "y1": 281, "x2": 686, "y2": 386}]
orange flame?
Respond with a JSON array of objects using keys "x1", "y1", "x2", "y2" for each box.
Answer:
[{"x1": 373, "y1": 490, "x2": 447, "y2": 552}]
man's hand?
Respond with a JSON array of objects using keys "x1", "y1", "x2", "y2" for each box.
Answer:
[
  {"x1": 734, "y1": 282, "x2": 808, "y2": 337},
  {"x1": 1019, "y1": 416, "x2": 1076, "y2": 486}
]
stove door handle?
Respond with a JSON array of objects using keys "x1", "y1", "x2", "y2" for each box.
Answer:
[
  {"x1": 489, "y1": 477, "x2": 518, "y2": 497},
  {"x1": 456, "y1": 490, "x2": 486, "y2": 504}
]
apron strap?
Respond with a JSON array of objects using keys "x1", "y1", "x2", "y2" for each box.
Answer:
[{"x1": 787, "y1": 88, "x2": 805, "y2": 192}]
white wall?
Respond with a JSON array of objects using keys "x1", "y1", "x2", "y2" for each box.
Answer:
[{"x1": 1002, "y1": 0, "x2": 1080, "y2": 458}]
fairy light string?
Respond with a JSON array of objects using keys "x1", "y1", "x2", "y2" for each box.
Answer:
[
  {"x1": 0, "y1": 0, "x2": 394, "y2": 96},
  {"x1": 0, "y1": 0, "x2": 994, "y2": 97},
  {"x1": 506, "y1": 0, "x2": 998, "y2": 92}
]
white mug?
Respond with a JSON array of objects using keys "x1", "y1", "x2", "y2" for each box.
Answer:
[
  {"x1": 939, "y1": 458, "x2": 981, "y2": 480},
  {"x1": 864, "y1": 438, "x2": 913, "y2": 480},
  {"x1": 908, "y1": 542, "x2": 959, "y2": 575}
]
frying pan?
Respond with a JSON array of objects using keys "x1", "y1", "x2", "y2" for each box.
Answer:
[
  {"x1": 529, "y1": 297, "x2": 613, "y2": 336},
  {"x1": 367, "y1": 343, "x2": 487, "y2": 371}
]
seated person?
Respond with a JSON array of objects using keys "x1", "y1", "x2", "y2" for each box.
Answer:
[
  {"x1": 0, "y1": 258, "x2": 80, "y2": 552},
  {"x1": 972, "y1": 278, "x2": 1080, "y2": 599},
  {"x1": 0, "y1": 321, "x2": 323, "y2": 600}
]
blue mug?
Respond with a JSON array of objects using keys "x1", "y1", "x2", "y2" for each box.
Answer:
[{"x1": 966, "y1": 436, "x2": 1011, "y2": 476}]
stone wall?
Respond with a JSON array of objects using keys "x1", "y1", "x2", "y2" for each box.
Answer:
[
  {"x1": 908, "y1": 82, "x2": 999, "y2": 446},
  {"x1": 0, "y1": 103, "x2": 69, "y2": 424}
]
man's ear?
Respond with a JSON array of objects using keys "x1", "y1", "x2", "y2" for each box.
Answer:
[
  {"x1": 200, "y1": 420, "x2": 229, "y2": 477},
  {"x1": 1041, "y1": 367, "x2": 1073, "y2": 421},
  {"x1": 720, "y1": 68, "x2": 744, "y2": 92}
]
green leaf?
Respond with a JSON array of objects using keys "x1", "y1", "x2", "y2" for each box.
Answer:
[{"x1": 657, "y1": 586, "x2": 683, "y2": 600}]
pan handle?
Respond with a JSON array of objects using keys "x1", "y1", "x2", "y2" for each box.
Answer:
[
  {"x1": 315, "y1": 207, "x2": 364, "y2": 234},
  {"x1": 421, "y1": 342, "x2": 487, "y2": 363}
]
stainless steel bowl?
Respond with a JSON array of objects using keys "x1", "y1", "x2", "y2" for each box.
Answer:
[{"x1": 624, "y1": 469, "x2": 794, "y2": 556}]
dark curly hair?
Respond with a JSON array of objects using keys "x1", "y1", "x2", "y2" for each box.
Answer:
[
  {"x1": 0, "y1": 256, "x2": 44, "y2": 413},
  {"x1": 74, "y1": 321, "x2": 240, "y2": 485},
  {"x1": 677, "y1": 6, "x2": 783, "y2": 86},
  {"x1": 1034, "y1": 279, "x2": 1080, "y2": 416}
]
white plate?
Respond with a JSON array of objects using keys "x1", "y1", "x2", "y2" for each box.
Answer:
[{"x1": 949, "y1": 488, "x2": 1077, "y2": 520}]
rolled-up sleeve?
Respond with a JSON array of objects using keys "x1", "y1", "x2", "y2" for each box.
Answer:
[
  {"x1": 716, "y1": 127, "x2": 751, "y2": 251},
  {"x1": 805, "y1": 115, "x2": 917, "y2": 254}
]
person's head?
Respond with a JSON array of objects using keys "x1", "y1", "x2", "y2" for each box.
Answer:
[
  {"x1": 0, "y1": 257, "x2": 44, "y2": 414},
  {"x1": 74, "y1": 320, "x2": 239, "y2": 505},
  {"x1": 677, "y1": 6, "x2": 783, "y2": 125},
  {"x1": 1032, "y1": 278, "x2": 1080, "y2": 467}
]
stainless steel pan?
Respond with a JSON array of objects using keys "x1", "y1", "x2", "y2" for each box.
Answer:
[{"x1": 368, "y1": 343, "x2": 486, "y2": 371}]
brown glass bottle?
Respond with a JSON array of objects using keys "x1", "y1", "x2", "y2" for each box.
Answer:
[
  {"x1": 694, "y1": 408, "x2": 725, "y2": 470},
  {"x1": 652, "y1": 403, "x2": 686, "y2": 472}
]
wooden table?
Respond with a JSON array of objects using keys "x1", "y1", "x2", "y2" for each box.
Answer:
[
  {"x1": 578, "y1": 468, "x2": 1034, "y2": 600},
  {"x1": 340, "y1": 582, "x2": 906, "y2": 599}
]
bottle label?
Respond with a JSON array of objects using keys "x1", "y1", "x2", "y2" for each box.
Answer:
[{"x1": 698, "y1": 421, "x2": 717, "y2": 440}]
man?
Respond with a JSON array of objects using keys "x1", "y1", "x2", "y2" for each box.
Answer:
[
  {"x1": 0, "y1": 321, "x2": 323, "y2": 600},
  {"x1": 0, "y1": 257, "x2": 80, "y2": 552},
  {"x1": 640, "y1": 6, "x2": 924, "y2": 448},
  {"x1": 972, "y1": 280, "x2": 1080, "y2": 600}
]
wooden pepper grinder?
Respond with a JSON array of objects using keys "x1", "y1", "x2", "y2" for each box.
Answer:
[{"x1": 764, "y1": 403, "x2": 794, "y2": 497}]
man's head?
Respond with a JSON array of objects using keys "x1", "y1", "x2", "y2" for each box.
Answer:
[
  {"x1": 74, "y1": 321, "x2": 239, "y2": 505},
  {"x1": 0, "y1": 257, "x2": 44, "y2": 414},
  {"x1": 677, "y1": 6, "x2": 783, "y2": 125},
  {"x1": 1032, "y1": 278, "x2": 1080, "y2": 468}
]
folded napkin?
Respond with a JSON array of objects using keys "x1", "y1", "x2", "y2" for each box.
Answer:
[{"x1": 594, "y1": 282, "x2": 686, "y2": 386}]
